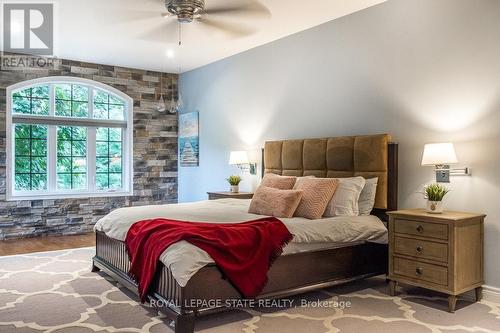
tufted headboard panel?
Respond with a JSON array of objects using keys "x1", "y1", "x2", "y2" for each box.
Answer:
[{"x1": 263, "y1": 134, "x2": 397, "y2": 211}]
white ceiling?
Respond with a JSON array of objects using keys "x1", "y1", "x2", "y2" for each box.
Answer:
[{"x1": 19, "y1": 0, "x2": 386, "y2": 73}]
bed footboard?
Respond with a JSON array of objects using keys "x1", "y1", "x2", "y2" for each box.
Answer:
[
  {"x1": 93, "y1": 231, "x2": 193, "y2": 332},
  {"x1": 93, "y1": 231, "x2": 387, "y2": 333}
]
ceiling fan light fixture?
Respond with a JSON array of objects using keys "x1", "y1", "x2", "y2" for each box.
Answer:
[{"x1": 165, "y1": 0, "x2": 205, "y2": 23}]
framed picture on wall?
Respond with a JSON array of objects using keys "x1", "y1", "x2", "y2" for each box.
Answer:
[{"x1": 179, "y1": 111, "x2": 199, "y2": 167}]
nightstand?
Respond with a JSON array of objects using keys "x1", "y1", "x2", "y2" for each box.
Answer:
[
  {"x1": 207, "y1": 191, "x2": 254, "y2": 200},
  {"x1": 387, "y1": 209, "x2": 485, "y2": 312}
]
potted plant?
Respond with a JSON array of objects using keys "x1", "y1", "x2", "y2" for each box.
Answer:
[
  {"x1": 423, "y1": 183, "x2": 449, "y2": 214},
  {"x1": 226, "y1": 175, "x2": 242, "y2": 193}
]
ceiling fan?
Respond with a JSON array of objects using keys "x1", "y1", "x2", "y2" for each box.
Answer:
[
  {"x1": 164, "y1": 0, "x2": 209, "y2": 23},
  {"x1": 102, "y1": 0, "x2": 270, "y2": 44},
  {"x1": 159, "y1": 0, "x2": 271, "y2": 39}
]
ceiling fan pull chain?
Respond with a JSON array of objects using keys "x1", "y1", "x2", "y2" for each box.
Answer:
[{"x1": 178, "y1": 22, "x2": 182, "y2": 46}]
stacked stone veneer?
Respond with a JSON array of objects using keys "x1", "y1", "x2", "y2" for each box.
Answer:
[{"x1": 0, "y1": 58, "x2": 178, "y2": 239}]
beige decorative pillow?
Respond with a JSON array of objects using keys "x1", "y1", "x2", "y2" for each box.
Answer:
[
  {"x1": 292, "y1": 175, "x2": 316, "y2": 189},
  {"x1": 294, "y1": 178, "x2": 339, "y2": 220},
  {"x1": 248, "y1": 186, "x2": 303, "y2": 218},
  {"x1": 358, "y1": 177, "x2": 378, "y2": 215},
  {"x1": 323, "y1": 177, "x2": 366, "y2": 217},
  {"x1": 261, "y1": 173, "x2": 297, "y2": 190}
]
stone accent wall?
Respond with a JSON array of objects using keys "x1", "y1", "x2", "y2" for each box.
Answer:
[{"x1": 0, "y1": 58, "x2": 178, "y2": 239}]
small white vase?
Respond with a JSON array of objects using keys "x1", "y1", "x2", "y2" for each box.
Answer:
[
  {"x1": 230, "y1": 185, "x2": 239, "y2": 193},
  {"x1": 426, "y1": 200, "x2": 443, "y2": 214}
]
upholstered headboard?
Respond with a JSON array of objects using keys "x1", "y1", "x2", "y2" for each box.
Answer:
[{"x1": 262, "y1": 134, "x2": 398, "y2": 215}]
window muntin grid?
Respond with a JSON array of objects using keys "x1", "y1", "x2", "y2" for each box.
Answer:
[
  {"x1": 14, "y1": 124, "x2": 48, "y2": 191},
  {"x1": 7, "y1": 78, "x2": 132, "y2": 200},
  {"x1": 96, "y1": 127, "x2": 123, "y2": 190},
  {"x1": 56, "y1": 126, "x2": 88, "y2": 190}
]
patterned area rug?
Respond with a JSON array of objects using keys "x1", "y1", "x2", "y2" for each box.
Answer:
[{"x1": 1, "y1": 247, "x2": 500, "y2": 333}]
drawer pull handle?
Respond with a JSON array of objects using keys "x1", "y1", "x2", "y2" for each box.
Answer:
[
  {"x1": 416, "y1": 246, "x2": 423, "y2": 253},
  {"x1": 416, "y1": 225, "x2": 424, "y2": 233},
  {"x1": 416, "y1": 267, "x2": 423, "y2": 275}
]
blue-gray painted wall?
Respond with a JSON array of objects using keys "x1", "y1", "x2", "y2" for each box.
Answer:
[{"x1": 179, "y1": 0, "x2": 500, "y2": 288}]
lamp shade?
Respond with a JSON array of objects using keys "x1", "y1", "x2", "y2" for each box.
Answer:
[
  {"x1": 229, "y1": 151, "x2": 249, "y2": 165},
  {"x1": 421, "y1": 143, "x2": 458, "y2": 166}
]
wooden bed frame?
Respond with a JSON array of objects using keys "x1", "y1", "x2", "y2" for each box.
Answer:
[{"x1": 92, "y1": 139, "x2": 398, "y2": 333}]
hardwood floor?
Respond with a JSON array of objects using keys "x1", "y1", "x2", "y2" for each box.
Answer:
[{"x1": 0, "y1": 233, "x2": 95, "y2": 256}]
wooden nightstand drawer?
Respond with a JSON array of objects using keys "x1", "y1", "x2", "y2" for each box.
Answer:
[
  {"x1": 394, "y1": 236, "x2": 448, "y2": 263},
  {"x1": 394, "y1": 257, "x2": 448, "y2": 286},
  {"x1": 394, "y1": 218, "x2": 448, "y2": 240}
]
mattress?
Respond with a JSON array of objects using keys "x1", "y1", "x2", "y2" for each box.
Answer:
[{"x1": 94, "y1": 199, "x2": 388, "y2": 287}]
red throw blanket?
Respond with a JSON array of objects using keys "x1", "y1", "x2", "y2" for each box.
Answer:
[{"x1": 125, "y1": 217, "x2": 293, "y2": 302}]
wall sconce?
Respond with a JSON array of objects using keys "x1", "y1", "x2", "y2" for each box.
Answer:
[
  {"x1": 229, "y1": 151, "x2": 257, "y2": 175},
  {"x1": 421, "y1": 143, "x2": 470, "y2": 182}
]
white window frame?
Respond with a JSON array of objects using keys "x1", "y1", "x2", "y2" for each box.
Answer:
[{"x1": 6, "y1": 76, "x2": 134, "y2": 201}]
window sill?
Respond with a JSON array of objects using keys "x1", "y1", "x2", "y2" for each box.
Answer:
[{"x1": 7, "y1": 191, "x2": 134, "y2": 201}]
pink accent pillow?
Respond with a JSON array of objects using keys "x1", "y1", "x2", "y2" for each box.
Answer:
[
  {"x1": 248, "y1": 186, "x2": 303, "y2": 218},
  {"x1": 294, "y1": 178, "x2": 339, "y2": 219},
  {"x1": 261, "y1": 173, "x2": 297, "y2": 190}
]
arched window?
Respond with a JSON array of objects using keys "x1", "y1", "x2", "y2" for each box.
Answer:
[{"x1": 6, "y1": 77, "x2": 133, "y2": 200}]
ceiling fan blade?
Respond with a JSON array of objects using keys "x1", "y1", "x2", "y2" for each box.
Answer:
[
  {"x1": 98, "y1": 10, "x2": 166, "y2": 25},
  {"x1": 136, "y1": 19, "x2": 178, "y2": 42},
  {"x1": 203, "y1": 0, "x2": 270, "y2": 18},
  {"x1": 196, "y1": 17, "x2": 257, "y2": 37},
  {"x1": 95, "y1": 0, "x2": 166, "y2": 25}
]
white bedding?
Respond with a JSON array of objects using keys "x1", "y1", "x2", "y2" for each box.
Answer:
[{"x1": 94, "y1": 199, "x2": 387, "y2": 287}]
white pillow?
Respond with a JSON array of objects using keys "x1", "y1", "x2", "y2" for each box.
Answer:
[
  {"x1": 358, "y1": 177, "x2": 379, "y2": 216},
  {"x1": 323, "y1": 177, "x2": 366, "y2": 217}
]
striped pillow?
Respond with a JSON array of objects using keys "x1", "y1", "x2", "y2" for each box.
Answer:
[{"x1": 294, "y1": 178, "x2": 339, "y2": 219}]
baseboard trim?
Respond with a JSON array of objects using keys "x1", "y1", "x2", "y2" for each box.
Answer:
[{"x1": 483, "y1": 285, "x2": 500, "y2": 303}]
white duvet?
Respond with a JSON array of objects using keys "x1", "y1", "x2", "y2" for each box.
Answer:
[{"x1": 94, "y1": 199, "x2": 387, "y2": 287}]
